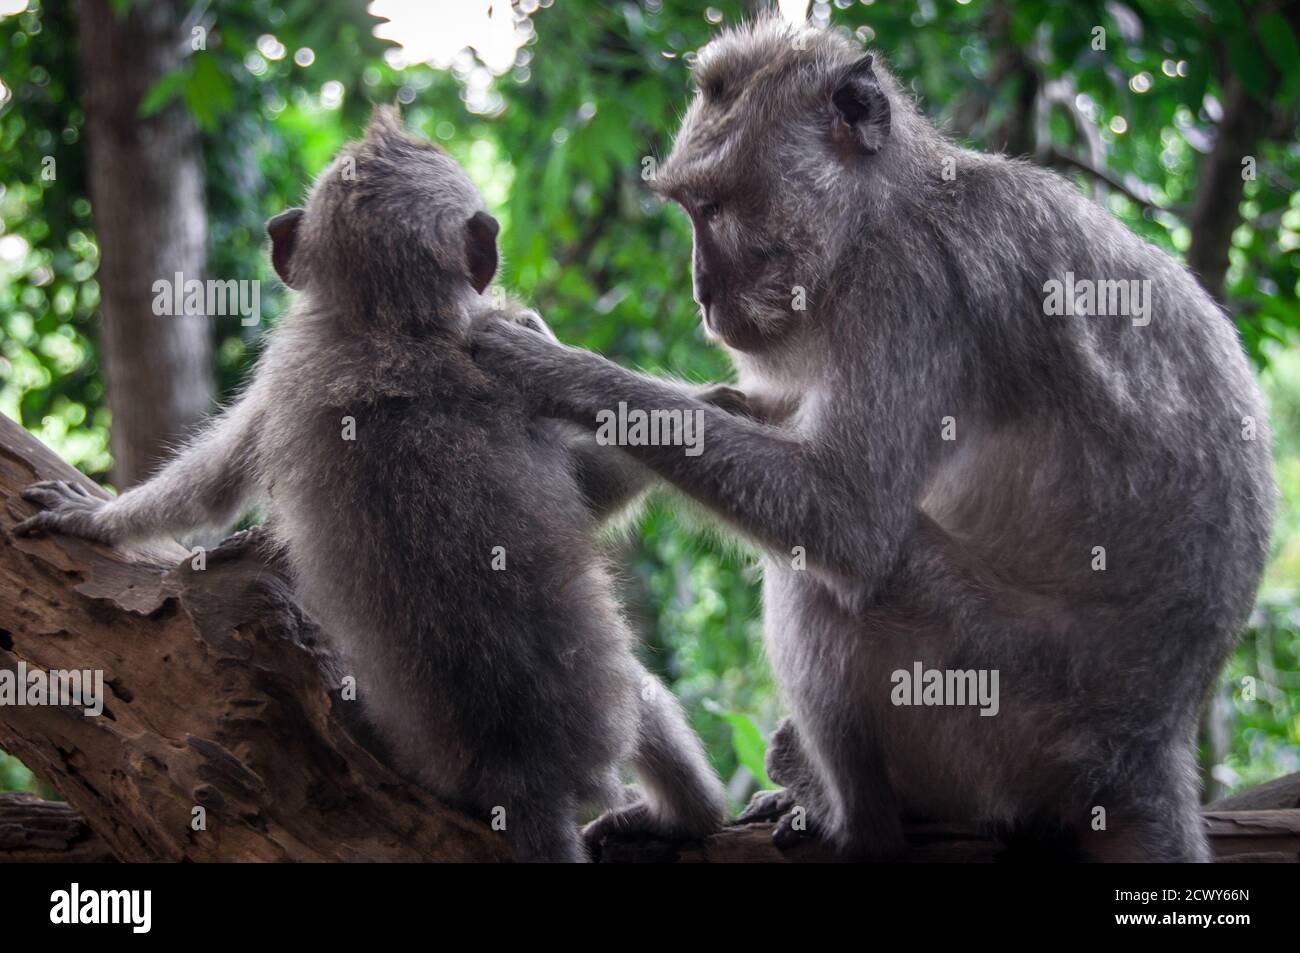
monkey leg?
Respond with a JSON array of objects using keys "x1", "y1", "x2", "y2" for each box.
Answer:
[
  {"x1": 762, "y1": 520, "x2": 986, "y2": 860},
  {"x1": 754, "y1": 693, "x2": 906, "y2": 859},
  {"x1": 734, "y1": 718, "x2": 831, "y2": 847},
  {"x1": 565, "y1": 380, "x2": 757, "y2": 526},
  {"x1": 567, "y1": 434, "x2": 656, "y2": 524},
  {"x1": 505, "y1": 793, "x2": 585, "y2": 863},
  {"x1": 735, "y1": 716, "x2": 806, "y2": 823},
  {"x1": 799, "y1": 703, "x2": 907, "y2": 860},
  {"x1": 1078, "y1": 749, "x2": 1211, "y2": 863},
  {"x1": 581, "y1": 667, "x2": 726, "y2": 855}
]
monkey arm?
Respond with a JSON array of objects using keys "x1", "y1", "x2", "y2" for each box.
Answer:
[
  {"x1": 17, "y1": 389, "x2": 265, "y2": 546},
  {"x1": 474, "y1": 321, "x2": 949, "y2": 597},
  {"x1": 551, "y1": 424, "x2": 657, "y2": 525},
  {"x1": 562, "y1": 381, "x2": 757, "y2": 526}
]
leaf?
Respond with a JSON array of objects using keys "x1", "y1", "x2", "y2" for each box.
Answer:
[
  {"x1": 182, "y1": 55, "x2": 234, "y2": 132},
  {"x1": 706, "y1": 704, "x2": 772, "y2": 789},
  {"x1": 1256, "y1": 12, "x2": 1300, "y2": 101},
  {"x1": 1205, "y1": 0, "x2": 1244, "y2": 28},
  {"x1": 138, "y1": 66, "x2": 190, "y2": 119},
  {"x1": 1228, "y1": 33, "x2": 1272, "y2": 100}
]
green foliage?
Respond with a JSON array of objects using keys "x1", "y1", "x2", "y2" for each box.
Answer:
[
  {"x1": 0, "y1": 1, "x2": 106, "y2": 476},
  {"x1": 1219, "y1": 594, "x2": 1300, "y2": 790},
  {"x1": 0, "y1": 749, "x2": 35, "y2": 792},
  {"x1": 1, "y1": 0, "x2": 1297, "y2": 803}
]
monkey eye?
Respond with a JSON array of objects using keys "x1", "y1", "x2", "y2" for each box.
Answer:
[{"x1": 697, "y1": 201, "x2": 722, "y2": 223}]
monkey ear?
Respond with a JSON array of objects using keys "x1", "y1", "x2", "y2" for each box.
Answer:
[
  {"x1": 266, "y1": 208, "x2": 305, "y2": 289},
  {"x1": 464, "y1": 211, "x2": 499, "y2": 294},
  {"x1": 831, "y1": 55, "x2": 891, "y2": 155}
]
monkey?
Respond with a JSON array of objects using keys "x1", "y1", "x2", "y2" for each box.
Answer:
[
  {"x1": 16, "y1": 106, "x2": 728, "y2": 862},
  {"x1": 466, "y1": 19, "x2": 1276, "y2": 862}
]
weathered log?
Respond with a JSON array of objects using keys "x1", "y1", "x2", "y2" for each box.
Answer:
[
  {"x1": 0, "y1": 792, "x2": 114, "y2": 862},
  {"x1": 586, "y1": 810, "x2": 1300, "y2": 863},
  {"x1": 0, "y1": 414, "x2": 507, "y2": 861},
  {"x1": 1209, "y1": 771, "x2": 1300, "y2": 812},
  {"x1": 4, "y1": 789, "x2": 1297, "y2": 862}
]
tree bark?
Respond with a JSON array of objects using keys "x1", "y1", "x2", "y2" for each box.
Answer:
[
  {"x1": 78, "y1": 0, "x2": 214, "y2": 488},
  {"x1": 1185, "y1": 4, "x2": 1300, "y2": 306},
  {"x1": 591, "y1": 810, "x2": 1300, "y2": 863},
  {"x1": 3, "y1": 412, "x2": 1299, "y2": 862},
  {"x1": 1185, "y1": 75, "x2": 1271, "y2": 305},
  {"x1": 1210, "y1": 771, "x2": 1300, "y2": 812},
  {"x1": 0, "y1": 792, "x2": 114, "y2": 862}
]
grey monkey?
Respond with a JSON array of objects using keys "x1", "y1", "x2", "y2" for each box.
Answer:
[
  {"x1": 17, "y1": 106, "x2": 726, "y2": 862},
  {"x1": 469, "y1": 20, "x2": 1276, "y2": 861}
]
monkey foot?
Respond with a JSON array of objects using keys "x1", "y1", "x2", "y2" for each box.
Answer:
[{"x1": 734, "y1": 787, "x2": 797, "y2": 824}]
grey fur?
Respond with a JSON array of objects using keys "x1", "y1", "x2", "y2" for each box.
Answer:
[
  {"x1": 469, "y1": 19, "x2": 1276, "y2": 861},
  {"x1": 18, "y1": 107, "x2": 725, "y2": 862}
]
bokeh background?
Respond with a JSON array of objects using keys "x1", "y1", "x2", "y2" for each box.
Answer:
[{"x1": 1, "y1": 0, "x2": 1297, "y2": 807}]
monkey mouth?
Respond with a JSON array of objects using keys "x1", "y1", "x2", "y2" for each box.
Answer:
[
  {"x1": 700, "y1": 304, "x2": 747, "y2": 349},
  {"x1": 701, "y1": 300, "x2": 784, "y2": 353}
]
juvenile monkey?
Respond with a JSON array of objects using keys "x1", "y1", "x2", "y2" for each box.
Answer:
[
  {"x1": 469, "y1": 20, "x2": 1276, "y2": 861},
  {"x1": 17, "y1": 107, "x2": 726, "y2": 861}
]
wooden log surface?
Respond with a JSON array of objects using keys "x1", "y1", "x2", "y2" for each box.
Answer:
[
  {"x1": 0, "y1": 792, "x2": 115, "y2": 862},
  {"x1": 3, "y1": 786, "x2": 1297, "y2": 862}
]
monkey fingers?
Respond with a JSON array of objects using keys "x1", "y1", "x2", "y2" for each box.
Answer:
[
  {"x1": 733, "y1": 786, "x2": 797, "y2": 824},
  {"x1": 15, "y1": 480, "x2": 108, "y2": 540},
  {"x1": 771, "y1": 809, "x2": 818, "y2": 850},
  {"x1": 469, "y1": 317, "x2": 564, "y2": 380},
  {"x1": 693, "y1": 383, "x2": 754, "y2": 418},
  {"x1": 735, "y1": 787, "x2": 821, "y2": 850},
  {"x1": 580, "y1": 798, "x2": 688, "y2": 857}
]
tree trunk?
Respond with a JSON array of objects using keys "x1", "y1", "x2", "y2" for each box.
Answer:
[
  {"x1": 1185, "y1": 76, "x2": 1271, "y2": 305},
  {"x1": 1186, "y1": 3, "x2": 1300, "y2": 306},
  {"x1": 2, "y1": 413, "x2": 1299, "y2": 862},
  {"x1": 78, "y1": 0, "x2": 213, "y2": 488}
]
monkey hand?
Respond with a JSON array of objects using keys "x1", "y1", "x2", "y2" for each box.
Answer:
[
  {"x1": 470, "y1": 315, "x2": 578, "y2": 401},
  {"x1": 14, "y1": 480, "x2": 113, "y2": 543},
  {"x1": 581, "y1": 796, "x2": 720, "y2": 857},
  {"x1": 734, "y1": 788, "x2": 819, "y2": 850},
  {"x1": 510, "y1": 307, "x2": 557, "y2": 341},
  {"x1": 734, "y1": 786, "x2": 797, "y2": 824},
  {"x1": 692, "y1": 383, "x2": 752, "y2": 418}
]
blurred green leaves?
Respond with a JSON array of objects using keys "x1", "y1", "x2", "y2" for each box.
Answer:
[
  {"x1": 706, "y1": 703, "x2": 774, "y2": 790},
  {"x1": 139, "y1": 56, "x2": 234, "y2": 132}
]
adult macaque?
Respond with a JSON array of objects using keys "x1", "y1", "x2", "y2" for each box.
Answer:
[{"x1": 470, "y1": 20, "x2": 1275, "y2": 861}]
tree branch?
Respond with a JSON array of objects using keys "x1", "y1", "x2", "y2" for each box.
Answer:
[
  {"x1": 591, "y1": 809, "x2": 1300, "y2": 863},
  {"x1": 1044, "y1": 147, "x2": 1173, "y2": 213},
  {"x1": 0, "y1": 792, "x2": 114, "y2": 862}
]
